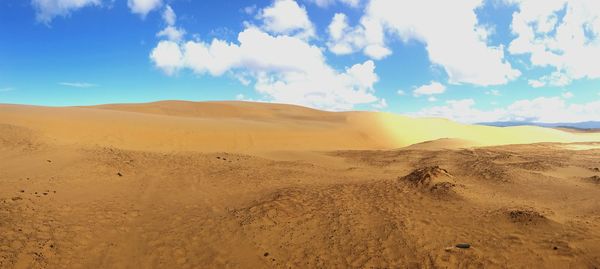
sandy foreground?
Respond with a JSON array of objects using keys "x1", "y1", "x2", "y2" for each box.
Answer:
[{"x1": 1, "y1": 101, "x2": 600, "y2": 268}]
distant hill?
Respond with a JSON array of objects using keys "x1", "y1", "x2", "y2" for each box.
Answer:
[
  {"x1": 479, "y1": 121, "x2": 600, "y2": 130},
  {"x1": 2, "y1": 101, "x2": 600, "y2": 152}
]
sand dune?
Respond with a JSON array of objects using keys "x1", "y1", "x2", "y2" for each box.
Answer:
[
  {"x1": 1, "y1": 101, "x2": 600, "y2": 268},
  {"x1": 1, "y1": 101, "x2": 599, "y2": 152}
]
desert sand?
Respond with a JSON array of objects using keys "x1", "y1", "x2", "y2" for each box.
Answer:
[{"x1": 1, "y1": 101, "x2": 600, "y2": 268}]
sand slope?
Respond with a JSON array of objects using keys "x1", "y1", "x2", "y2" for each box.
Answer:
[
  {"x1": 1, "y1": 101, "x2": 599, "y2": 153},
  {"x1": 1, "y1": 101, "x2": 600, "y2": 268}
]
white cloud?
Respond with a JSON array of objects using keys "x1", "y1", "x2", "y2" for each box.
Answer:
[
  {"x1": 150, "y1": 27, "x2": 382, "y2": 110},
  {"x1": 413, "y1": 81, "x2": 446, "y2": 96},
  {"x1": 326, "y1": 0, "x2": 521, "y2": 86},
  {"x1": 306, "y1": 0, "x2": 361, "y2": 8},
  {"x1": 486, "y1": 89, "x2": 501, "y2": 96},
  {"x1": 326, "y1": 13, "x2": 390, "y2": 59},
  {"x1": 372, "y1": 98, "x2": 387, "y2": 109},
  {"x1": 162, "y1": 4, "x2": 176, "y2": 25},
  {"x1": 527, "y1": 71, "x2": 572, "y2": 88},
  {"x1": 156, "y1": 6, "x2": 186, "y2": 42},
  {"x1": 243, "y1": 5, "x2": 257, "y2": 15},
  {"x1": 427, "y1": 96, "x2": 437, "y2": 102},
  {"x1": 32, "y1": 0, "x2": 100, "y2": 24},
  {"x1": 128, "y1": 0, "x2": 162, "y2": 17},
  {"x1": 561, "y1": 91, "x2": 574, "y2": 99},
  {"x1": 258, "y1": 0, "x2": 315, "y2": 39},
  {"x1": 417, "y1": 96, "x2": 600, "y2": 123},
  {"x1": 528, "y1": 79, "x2": 546, "y2": 88},
  {"x1": 416, "y1": 99, "x2": 507, "y2": 123},
  {"x1": 150, "y1": 40, "x2": 183, "y2": 75},
  {"x1": 157, "y1": 26, "x2": 186, "y2": 42},
  {"x1": 396, "y1": 89, "x2": 405, "y2": 95},
  {"x1": 507, "y1": 0, "x2": 600, "y2": 85},
  {"x1": 59, "y1": 82, "x2": 97, "y2": 88}
]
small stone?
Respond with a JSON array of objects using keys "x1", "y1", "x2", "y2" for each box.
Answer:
[
  {"x1": 264, "y1": 252, "x2": 269, "y2": 257},
  {"x1": 455, "y1": 243, "x2": 471, "y2": 249},
  {"x1": 117, "y1": 172, "x2": 123, "y2": 177},
  {"x1": 553, "y1": 246, "x2": 558, "y2": 250}
]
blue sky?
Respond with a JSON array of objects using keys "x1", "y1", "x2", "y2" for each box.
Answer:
[{"x1": 1, "y1": 0, "x2": 599, "y2": 123}]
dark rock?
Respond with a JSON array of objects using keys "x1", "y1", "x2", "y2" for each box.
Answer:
[
  {"x1": 455, "y1": 243, "x2": 471, "y2": 249},
  {"x1": 117, "y1": 172, "x2": 123, "y2": 177},
  {"x1": 264, "y1": 252, "x2": 269, "y2": 257}
]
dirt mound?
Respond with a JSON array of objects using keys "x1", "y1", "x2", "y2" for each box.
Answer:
[
  {"x1": 586, "y1": 175, "x2": 600, "y2": 184},
  {"x1": 505, "y1": 209, "x2": 547, "y2": 225},
  {"x1": 399, "y1": 166, "x2": 457, "y2": 196},
  {"x1": 429, "y1": 182, "x2": 456, "y2": 194},
  {"x1": 400, "y1": 166, "x2": 453, "y2": 186}
]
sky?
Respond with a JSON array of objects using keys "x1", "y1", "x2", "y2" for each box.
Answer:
[{"x1": 1, "y1": 0, "x2": 599, "y2": 123}]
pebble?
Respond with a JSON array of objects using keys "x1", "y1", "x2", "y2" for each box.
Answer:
[{"x1": 455, "y1": 243, "x2": 471, "y2": 249}]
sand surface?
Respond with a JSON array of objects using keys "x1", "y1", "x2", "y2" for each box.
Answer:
[{"x1": 1, "y1": 101, "x2": 600, "y2": 268}]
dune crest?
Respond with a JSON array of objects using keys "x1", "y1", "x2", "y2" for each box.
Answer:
[{"x1": 0, "y1": 101, "x2": 598, "y2": 152}]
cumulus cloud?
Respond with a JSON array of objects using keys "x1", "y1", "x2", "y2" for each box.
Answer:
[
  {"x1": 148, "y1": 2, "x2": 385, "y2": 110},
  {"x1": 413, "y1": 81, "x2": 446, "y2": 97},
  {"x1": 151, "y1": 26, "x2": 382, "y2": 110},
  {"x1": 258, "y1": 0, "x2": 315, "y2": 39},
  {"x1": 326, "y1": 0, "x2": 521, "y2": 86},
  {"x1": 417, "y1": 96, "x2": 600, "y2": 123},
  {"x1": 326, "y1": 13, "x2": 390, "y2": 59},
  {"x1": 507, "y1": 0, "x2": 600, "y2": 86},
  {"x1": 128, "y1": 0, "x2": 162, "y2": 17},
  {"x1": 150, "y1": 41, "x2": 183, "y2": 75},
  {"x1": 32, "y1": 0, "x2": 101, "y2": 24},
  {"x1": 59, "y1": 82, "x2": 97, "y2": 88}
]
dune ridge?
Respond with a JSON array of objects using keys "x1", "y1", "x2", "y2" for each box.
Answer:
[{"x1": 1, "y1": 101, "x2": 598, "y2": 152}]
